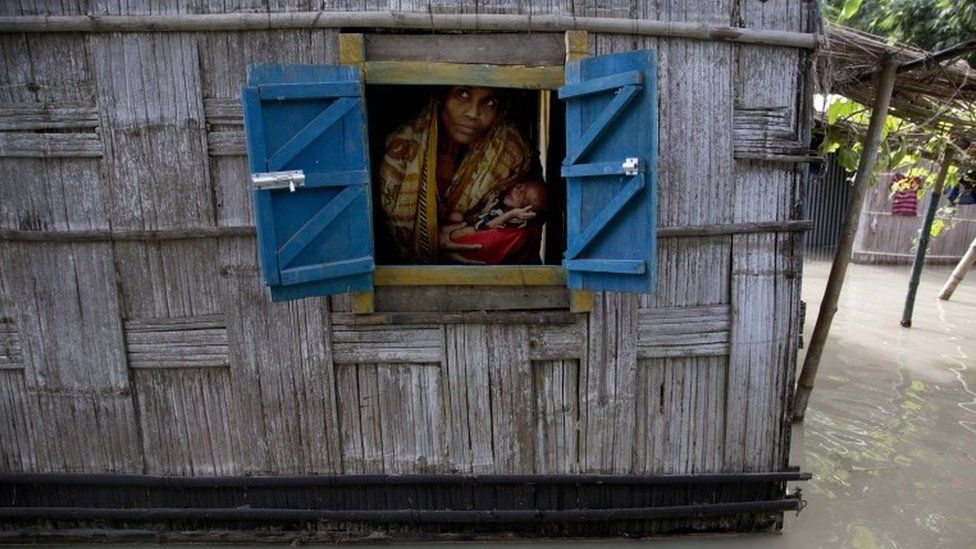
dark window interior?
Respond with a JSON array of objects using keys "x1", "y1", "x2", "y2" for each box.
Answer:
[{"x1": 366, "y1": 85, "x2": 566, "y2": 265}]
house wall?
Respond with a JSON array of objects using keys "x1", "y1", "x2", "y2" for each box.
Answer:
[
  {"x1": 0, "y1": 0, "x2": 810, "y2": 481},
  {"x1": 853, "y1": 169, "x2": 976, "y2": 264}
]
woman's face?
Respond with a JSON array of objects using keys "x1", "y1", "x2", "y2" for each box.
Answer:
[{"x1": 440, "y1": 86, "x2": 500, "y2": 146}]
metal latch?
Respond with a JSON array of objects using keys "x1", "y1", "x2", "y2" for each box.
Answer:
[
  {"x1": 251, "y1": 170, "x2": 306, "y2": 192},
  {"x1": 622, "y1": 158, "x2": 640, "y2": 176}
]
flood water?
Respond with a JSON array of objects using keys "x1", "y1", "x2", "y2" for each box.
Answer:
[{"x1": 28, "y1": 258, "x2": 976, "y2": 548}]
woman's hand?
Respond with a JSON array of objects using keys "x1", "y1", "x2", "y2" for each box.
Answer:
[{"x1": 439, "y1": 222, "x2": 485, "y2": 265}]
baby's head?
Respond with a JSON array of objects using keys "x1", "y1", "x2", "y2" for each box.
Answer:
[{"x1": 503, "y1": 180, "x2": 548, "y2": 215}]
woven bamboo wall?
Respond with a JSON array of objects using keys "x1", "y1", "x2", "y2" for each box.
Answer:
[{"x1": 0, "y1": 0, "x2": 810, "y2": 478}]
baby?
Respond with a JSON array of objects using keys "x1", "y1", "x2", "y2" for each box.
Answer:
[
  {"x1": 448, "y1": 179, "x2": 548, "y2": 238},
  {"x1": 444, "y1": 179, "x2": 548, "y2": 265}
]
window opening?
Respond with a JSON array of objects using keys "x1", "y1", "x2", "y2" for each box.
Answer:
[{"x1": 366, "y1": 85, "x2": 567, "y2": 267}]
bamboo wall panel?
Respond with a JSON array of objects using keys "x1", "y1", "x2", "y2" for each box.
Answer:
[
  {"x1": 113, "y1": 241, "x2": 223, "y2": 319},
  {"x1": 638, "y1": 305, "x2": 731, "y2": 358},
  {"x1": 0, "y1": 34, "x2": 92, "y2": 103},
  {"x1": 442, "y1": 324, "x2": 494, "y2": 472},
  {"x1": 527, "y1": 320, "x2": 585, "y2": 360},
  {"x1": 124, "y1": 315, "x2": 229, "y2": 369},
  {"x1": 739, "y1": 0, "x2": 808, "y2": 33},
  {"x1": 0, "y1": 370, "x2": 34, "y2": 470},
  {"x1": 655, "y1": 40, "x2": 734, "y2": 226},
  {"x1": 337, "y1": 363, "x2": 446, "y2": 474},
  {"x1": 0, "y1": 0, "x2": 805, "y2": 481},
  {"x1": 0, "y1": 309, "x2": 22, "y2": 370},
  {"x1": 532, "y1": 359, "x2": 579, "y2": 473},
  {"x1": 198, "y1": 30, "x2": 337, "y2": 227},
  {"x1": 443, "y1": 324, "x2": 535, "y2": 472},
  {"x1": 333, "y1": 326, "x2": 444, "y2": 364},
  {"x1": 133, "y1": 367, "x2": 235, "y2": 475},
  {"x1": 642, "y1": 237, "x2": 731, "y2": 308},
  {"x1": 724, "y1": 40, "x2": 803, "y2": 472},
  {"x1": 220, "y1": 237, "x2": 342, "y2": 474},
  {"x1": 25, "y1": 390, "x2": 141, "y2": 472},
  {"x1": 580, "y1": 291, "x2": 637, "y2": 473},
  {"x1": 634, "y1": 356, "x2": 728, "y2": 474}
]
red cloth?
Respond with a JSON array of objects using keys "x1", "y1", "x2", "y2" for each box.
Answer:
[
  {"x1": 891, "y1": 174, "x2": 921, "y2": 216},
  {"x1": 451, "y1": 225, "x2": 543, "y2": 264}
]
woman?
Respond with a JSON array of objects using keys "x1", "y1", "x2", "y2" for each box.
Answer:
[{"x1": 378, "y1": 86, "x2": 532, "y2": 264}]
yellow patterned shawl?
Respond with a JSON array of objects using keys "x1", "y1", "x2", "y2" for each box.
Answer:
[{"x1": 379, "y1": 100, "x2": 531, "y2": 263}]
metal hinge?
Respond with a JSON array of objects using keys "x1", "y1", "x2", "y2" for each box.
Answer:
[
  {"x1": 251, "y1": 170, "x2": 306, "y2": 192},
  {"x1": 622, "y1": 158, "x2": 640, "y2": 176}
]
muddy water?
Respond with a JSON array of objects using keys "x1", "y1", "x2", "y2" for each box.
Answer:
[{"x1": 784, "y1": 259, "x2": 976, "y2": 548}]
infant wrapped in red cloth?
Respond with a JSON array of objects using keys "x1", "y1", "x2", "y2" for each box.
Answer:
[{"x1": 445, "y1": 180, "x2": 548, "y2": 264}]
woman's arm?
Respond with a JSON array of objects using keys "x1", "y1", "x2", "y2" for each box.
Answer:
[{"x1": 439, "y1": 222, "x2": 485, "y2": 265}]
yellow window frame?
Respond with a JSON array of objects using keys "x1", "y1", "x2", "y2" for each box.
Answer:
[{"x1": 340, "y1": 31, "x2": 592, "y2": 314}]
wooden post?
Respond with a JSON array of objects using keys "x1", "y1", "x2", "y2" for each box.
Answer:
[
  {"x1": 938, "y1": 236, "x2": 976, "y2": 300},
  {"x1": 900, "y1": 149, "x2": 954, "y2": 326},
  {"x1": 793, "y1": 56, "x2": 898, "y2": 422}
]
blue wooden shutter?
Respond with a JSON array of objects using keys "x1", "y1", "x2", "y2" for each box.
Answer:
[
  {"x1": 242, "y1": 64, "x2": 373, "y2": 302},
  {"x1": 559, "y1": 50, "x2": 658, "y2": 293}
]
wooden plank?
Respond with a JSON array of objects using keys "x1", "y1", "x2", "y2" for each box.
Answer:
[
  {"x1": 132, "y1": 368, "x2": 236, "y2": 475},
  {"x1": 0, "y1": 370, "x2": 34, "y2": 470},
  {"x1": 365, "y1": 33, "x2": 565, "y2": 66},
  {"x1": 332, "y1": 325, "x2": 444, "y2": 364},
  {"x1": 124, "y1": 313, "x2": 230, "y2": 368},
  {"x1": 363, "y1": 61, "x2": 564, "y2": 89},
  {"x1": 533, "y1": 359, "x2": 580, "y2": 473},
  {"x1": 375, "y1": 265, "x2": 566, "y2": 286},
  {"x1": 0, "y1": 132, "x2": 101, "y2": 157},
  {"x1": 220, "y1": 237, "x2": 342, "y2": 474},
  {"x1": 0, "y1": 103, "x2": 98, "y2": 130},
  {"x1": 375, "y1": 285, "x2": 569, "y2": 312}
]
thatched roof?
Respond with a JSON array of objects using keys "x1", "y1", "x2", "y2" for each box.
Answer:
[{"x1": 819, "y1": 23, "x2": 976, "y2": 146}]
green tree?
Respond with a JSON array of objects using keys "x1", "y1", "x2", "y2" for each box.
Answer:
[{"x1": 822, "y1": 0, "x2": 976, "y2": 68}]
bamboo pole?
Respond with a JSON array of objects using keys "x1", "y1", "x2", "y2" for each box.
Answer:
[
  {"x1": 938, "y1": 236, "x2": 976, "y2": 300},
  {"x1": 0, "y1": 12, "x2": 821, "y2": 49},
  {"x1": 793, "y1": 56, "x2": 899, "y2": 422},
  {"x1": 900, "y1": 149, "x2": 955, "y2": 327},
  {"x1": 0, "y1": 220, "x2": 812, "y2": 243}
]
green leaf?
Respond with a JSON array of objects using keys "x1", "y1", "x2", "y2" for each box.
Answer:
[
  {"x1": 839, "y1": 0, "x2": 864, "y2": 21},
  {"x1": 826, "y1": 98, "x2": 859, "y2": 125},
  {"x1": 838, "y1": 147, "x2": 860, "y2": 172}
]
